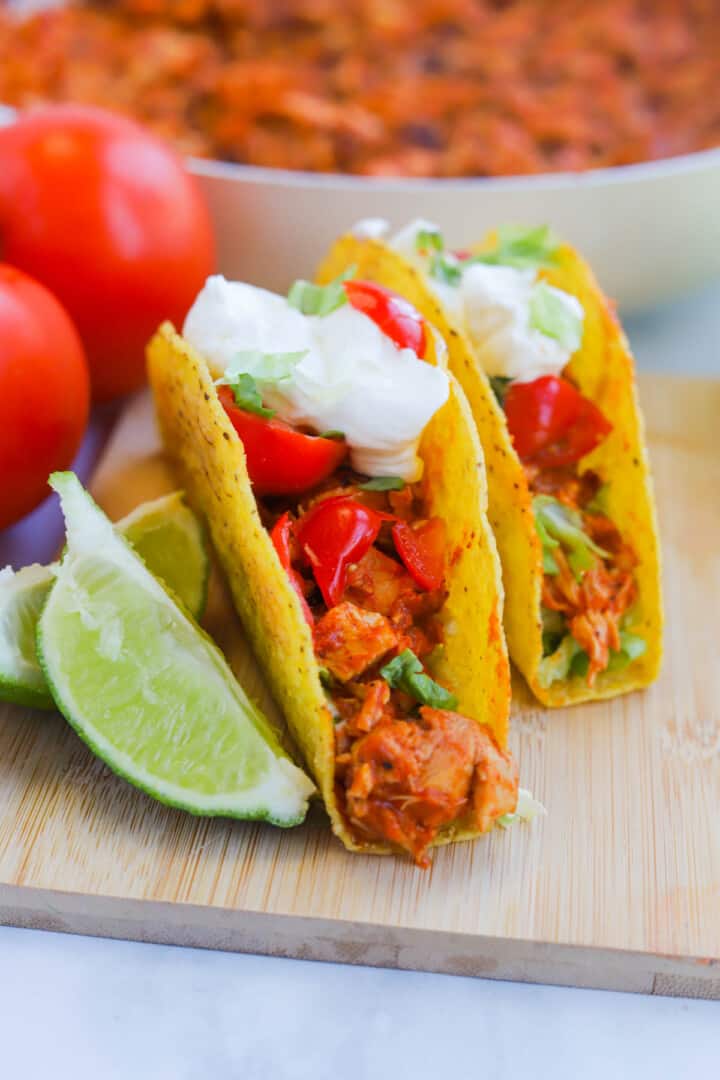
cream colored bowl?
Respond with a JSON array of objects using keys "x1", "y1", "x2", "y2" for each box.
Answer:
[{"x1": 190, "y1": 149, "x2": 720, "y2": 313}]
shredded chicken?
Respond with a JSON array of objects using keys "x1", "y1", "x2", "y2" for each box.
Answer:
[
  {"x1": 542, "y1": 536, "x2": 637, "y2": 684},
  {"x1": 337, "y1": 707, "x2": 518, "y2": 867},
  {"x1": 314, "y1": 601, "x2": 397, "y2": 682}
]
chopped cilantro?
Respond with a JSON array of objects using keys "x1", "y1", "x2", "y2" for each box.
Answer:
[
  {"x1": 381, "y1": 648, "x2": 458, "y2": 710},
  {"x1": 429, "y1": 251, "x2": 463, "y2": 287},
  {"x1": 529, "y1": 281, "x2": 583, "y2": 351},
  {"x1": 215, "y1": 372, "x2": 275, "y2": 418},
  {"x1": 359, "y1": 476, "x2": 405, "y2": 492},
  {"x1": 287, "y1": 266, "x2": 356, "y2": 316}
]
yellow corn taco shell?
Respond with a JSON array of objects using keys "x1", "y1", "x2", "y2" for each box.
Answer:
[
  {"x1": 147, "y1": 322, "x2": 510, "y2": 855},
  {"x1": 317, "y1": 234, "x2": 662, "y2": 707}
]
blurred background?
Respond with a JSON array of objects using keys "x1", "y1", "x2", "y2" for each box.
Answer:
[{"x1": 2, "y1": 0, "x2": 720, "y2": 305}]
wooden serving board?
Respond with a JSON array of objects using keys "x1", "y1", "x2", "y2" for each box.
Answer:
[{"x1": 1, "y1": 375, "x2": 719, "y2": 998}]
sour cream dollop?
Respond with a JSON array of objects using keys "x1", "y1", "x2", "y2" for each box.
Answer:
[
  {"x1": 183, "y1": 275, "x2": 449, "y2": 482},
  {"x1": 386, "y1": 218, "x2": 584, "y2": 383}
]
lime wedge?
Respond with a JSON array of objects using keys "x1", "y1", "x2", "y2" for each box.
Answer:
[
  {"x1": 0, "y1": 563, "x2": 55, "y2": 709},
  {"x1": 114, "y1": 491, "x2": 209, "y2": 621},
  {"x1": 38, "y1": 473, "x2": 314, "y2": 823},
  {"x1": 0, "y1": 490, "x2": 209, "y2": 710}
]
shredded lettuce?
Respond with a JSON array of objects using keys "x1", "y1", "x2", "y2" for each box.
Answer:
[
  {"x1": 585, "y1": 483, "x2": 611, "y2": 514},
  {"x1": 381, "y1": 648, "x2": 458, "y2": 710},
  {"x1": 496, "y1": 787, "x2": 547, "y2": 829},
  {"x1": 473, "y1": 224, "x2": 560, "y2": 270},
  {"x1": 529, "y1": 281, "x2": 583, "y2": 351},
  {"x1": 287, "y1": 266, "x2": 356, "y2": 316},
  {"x1": 415, "y1": 226, "x2": 444, "y2": 255},
  {"x1": 232, "y1": 348, "x2": 306, "y2": 384},
  {"x1": 607, "y1": 631, "x2": 647, "y2": 672},
  {"x1": 539, "y1": 628, "x2": 647, "y2": 687},
  {"x1": 537, "y1": 634, "x2": 583, "y2": 688},
  {"x1": 533, "y1": 495, "x2": 608, "y2": 580}
]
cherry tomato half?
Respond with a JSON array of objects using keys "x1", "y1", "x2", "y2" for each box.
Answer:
[
  {"x1": 295, "y1": 496, "x2": 386, "y2": 609},
  {"x1": 392, "y1": 518, "x2": 446, "y2": 591},
  {"x1": 0, "y1": 105, "x2": 215, "y2": 401},
  {"x1": 344, "y1": 280, "x2": 427, "y2": 357},
  {"x1": 270, "y1": 512, "x2": 314, "y2": 627},
  {"x1": 504, "y1": 375, "x2": 611, "y2": 467},
  {"x1": 219, "y1": 387, "x2": 347, "y2": 496},
  {"x1": 0, "y1": 264, "x2": 90, "y2": 530}
]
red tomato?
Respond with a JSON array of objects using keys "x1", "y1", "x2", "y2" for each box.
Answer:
[
  {"x1": 0, "y1": 105, "x2": 215, "y2": 402},
  {"x1": 504, "y1": 375, "x2": 611, "y2": 466},
  {"x1": 270, "y1": 512, "x2": 314, "y2": 627},
  {"x1": 344, "y1": 280, "x2": 427, "y2": 357},
  {"x1": 392, "y1": 518, "x2": 446, "y2": 591},
  {"x1": 219, "y1": 387, "x2": 347, "y2": 496},
  {"x1": 295, "y1": 496, "x2": 386, "y2": 608},
  {"x1": 0, "y1": 265, "x2": 89, "y2": 530}
]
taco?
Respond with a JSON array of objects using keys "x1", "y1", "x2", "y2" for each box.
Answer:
[
  {"x1": 317, "y1": 221, "x2": 662, "y2": 706},
  {"x1": 148, "y1": 271, "x2": 530, "y2": 865}
]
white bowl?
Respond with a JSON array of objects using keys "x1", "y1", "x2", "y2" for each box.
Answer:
[{"x1": 190, "y1": 149, "x2": 720, "y2": 313}]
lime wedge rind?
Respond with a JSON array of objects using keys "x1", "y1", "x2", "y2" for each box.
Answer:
[
  {"x1": 38, "y1": 472, "x2": 314, "y2": 826},
  {"x1": 0, "y1": 489, "x2": 209, "y2": 711}
]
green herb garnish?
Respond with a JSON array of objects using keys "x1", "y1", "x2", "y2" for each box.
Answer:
[
  {"x1": 287, "y1": 266, "x2": 356, "y2": 316},
  {"x1": 215, "y1": 372, "x2": 275, "y2": 418},
  {"x1": 429, "y1": 251, "x2": 463, "y2": 287},
  {"x1": 320, "y1": 430, "x2": 346, "y2": 441},
  {"x1": 529, "y1": 281, "x2": 583, "y2": 352},
  {"x1": 359, "y1": 476, "x2": 405, "y2": 492},
  {"x1": 381, "y1": 648, "x2": 458, "y2": 710}
]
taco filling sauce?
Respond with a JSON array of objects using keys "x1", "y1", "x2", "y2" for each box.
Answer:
[
  {"x1": 183, "y1": 272, "x2": 518, "y2": 864},
  {"x1": 378, "y1": 218, "x2": 647, "y2": 688}
]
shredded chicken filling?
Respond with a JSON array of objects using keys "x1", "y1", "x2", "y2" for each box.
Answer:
[{"x1": 264, "y1": 473, "x2": 517, "y2": 865}]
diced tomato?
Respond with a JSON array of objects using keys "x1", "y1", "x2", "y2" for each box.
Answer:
[
  {"x1": 269, "y1": 512, "x2": 313, "y2": 627},
  {"x1": 504, "y1": 375, "x2": 611, "y2": 467},
  {"x1": 344, "y1": 280, "x2": 427, "y2": 357},
  {"x1": 218, "y1": 385, "x2": 347, "y2": 495},
  {"x1": 392, "y1": 518, "x2": 446, "y2": 591},
  {"x1": 295, "y1": 495, "x2": 390, "y2": 608}
]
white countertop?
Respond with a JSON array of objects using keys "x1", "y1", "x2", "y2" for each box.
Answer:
[{"x1": 2, "y1": 282, "x2": 719, "y2": 1078}]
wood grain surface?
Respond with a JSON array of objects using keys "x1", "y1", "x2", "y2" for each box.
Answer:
[{"x1": 1, "y1": 375, "x2": 718, "y2": 997}]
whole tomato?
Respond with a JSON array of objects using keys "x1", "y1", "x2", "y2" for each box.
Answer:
[
  {"x1": 0, "y1": 265, "x2": 90, "y2": 529},
  {"x1": 0, "y1": 105, "x2": 215, "y2": 401}
]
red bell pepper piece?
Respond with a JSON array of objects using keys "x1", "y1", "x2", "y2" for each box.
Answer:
[{"x1": 270, "y1": 512, "x2": 314, "y2": 627}]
